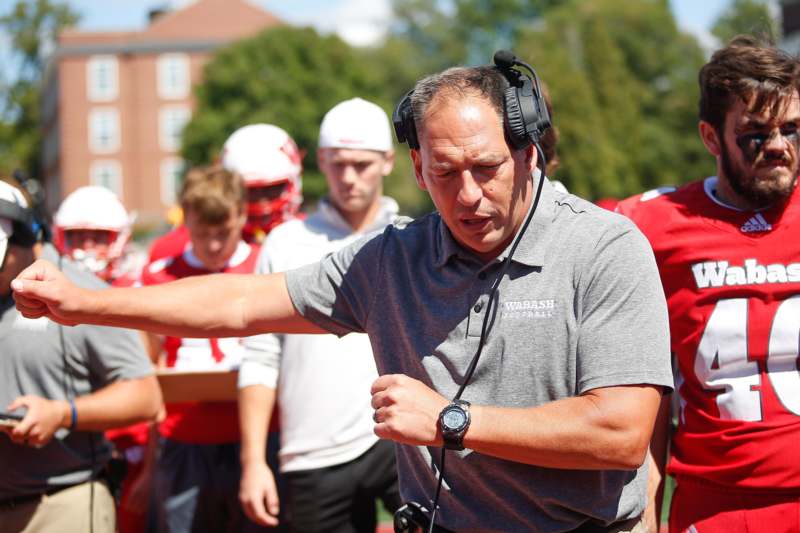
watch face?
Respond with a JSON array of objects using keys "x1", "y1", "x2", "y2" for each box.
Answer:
[{"x1": 442, "y1": 407, "x2": 467, "y2": 430}]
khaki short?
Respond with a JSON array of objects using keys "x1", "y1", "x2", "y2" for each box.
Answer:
[{"x1": 0, "y1": 480, "x2": 115, "y2": 533}]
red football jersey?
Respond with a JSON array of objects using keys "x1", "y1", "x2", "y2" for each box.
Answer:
[
  {"x1": 619, "y1": 177, "x2": 800, "y2": 490},
  {"x1": 148, "y1": 225, "x2": 190, "y2": 263},
  {"x1": 141, "y1": 241, "x2": 259, "y2": 444}
]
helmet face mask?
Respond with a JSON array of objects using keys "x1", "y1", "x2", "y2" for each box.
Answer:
[
  {"x1": 61, "y1": 228, "x2": 119, "y2": 276},
  {"x1": 242, "y1": 178, "x2": 299, "y2": 242}
]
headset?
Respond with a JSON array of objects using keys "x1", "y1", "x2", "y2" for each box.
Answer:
[
  {"x1": 0, "y1": 178, "x2": 97, "y2": 531},
  {"x1": 0, "y1": 199, "x2": 38, "y2": 246},
  {"x1": 0, "y1": 191, "x2": 38, "y2": 271},
  {"x1": 392, "y1": 51, "x2": 553, "y2": 533},
  {"x1": 392, "y1": 50, "x2": 551, "y2": 152}
]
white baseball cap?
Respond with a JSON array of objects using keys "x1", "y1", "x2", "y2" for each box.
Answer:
[
  {"x1": 318, "y1": 97, "x2": 393, "y2": 153},
  {"x1": 221, "y1": 124, "x2": 303, "y2": 187},
  {"x1": 0, "y1": 181, "x2": 30, "y2": 267}
]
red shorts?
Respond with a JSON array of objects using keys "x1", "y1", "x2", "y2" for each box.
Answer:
[{"x1": 669, "y1": 476, "x2": 800, "y2": 533}]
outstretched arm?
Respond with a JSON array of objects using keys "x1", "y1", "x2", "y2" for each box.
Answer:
[{"x1": 12, "y1": 259, "x2": 325, "y2": 338}]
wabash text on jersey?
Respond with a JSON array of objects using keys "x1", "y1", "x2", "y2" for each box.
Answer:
[{"x1": 618, "y1": 177, "x2": 800, "y2": 491}]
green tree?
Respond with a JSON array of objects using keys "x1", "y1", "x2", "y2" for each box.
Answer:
[
  {"x1": 391, "y1": 0, "x2": 558, "y2": 70},
  {"x1": 182, "y1": 26, "x2": 428, "y2": 213},
  {"x1": 516, "y1": 0, "x2": 713, "y2": 199},
  {"x1": 712, "y1": 0, "x2": 779, "y2": 44},
  {"x1": 353, "y1": 36, "x2": 431, "y2": 211},
  {"x1": 388, "y1": 0, "x2": 714, "y2": 200},
  {"x1": 0, "y1": 0, "x2": 78, "y2": 178}
]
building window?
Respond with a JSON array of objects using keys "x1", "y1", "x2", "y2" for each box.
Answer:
[
  {"x1": 160, "y1": 158, "x2": 184, "y2": 205},
  {"x1": 87, "y1": 55, "x2": 118, "y2": 102},
  {"x1": 90, "y1": 160, "x2": 123, "y2": 197},
  {"x1": 159, "y1": 106, "x2": 191, "y2": 152},
  {"x1": 157, "y1": 53, "x2": 190, "y2": 100},
  {"x1": 88, "y1": 108, "x2": 120, "y2": 153}
]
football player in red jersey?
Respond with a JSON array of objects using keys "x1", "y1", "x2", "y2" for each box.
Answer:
[
  {"x1": 617, "y1": 35, "x2": 800, "y2": 532},
  {"x1": 139, "y1": 167, "x2": 275, "y2": 533}
]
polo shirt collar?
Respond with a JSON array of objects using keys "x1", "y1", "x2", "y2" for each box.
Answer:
[{"x1": 433, "y1": 171, "x2": 555, "y2": 269}]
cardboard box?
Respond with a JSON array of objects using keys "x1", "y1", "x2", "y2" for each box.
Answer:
[{"x1": 156, "y1": 370, "x2": 239, "y2": 403}]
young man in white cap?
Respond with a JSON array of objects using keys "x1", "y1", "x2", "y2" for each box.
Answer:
[{"x1": 237, "y1": 97, "x2": 401, "y2": 532}]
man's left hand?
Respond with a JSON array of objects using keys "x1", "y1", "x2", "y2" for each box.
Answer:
[
  {"x1": 370, "y1": 374, "x2": 450, "y2": 446},
  {"x1": 7, "y1": 396, "x2": 69, "y2": 447}
]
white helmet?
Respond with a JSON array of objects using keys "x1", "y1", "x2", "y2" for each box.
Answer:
[
  {"x1": 53, "y1": 186, "x2": 132, "y2": 280},
  {"x1": 221, "y1": 124, "x2": 303, "y2": 241}
]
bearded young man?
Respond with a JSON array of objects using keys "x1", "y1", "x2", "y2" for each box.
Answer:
[{"x1": 618, "y1": 36, "x2": 800, "y2": 532}]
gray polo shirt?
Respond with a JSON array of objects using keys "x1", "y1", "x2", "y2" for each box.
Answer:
[
  {"x1": 0, "y1": 245, "x2": 153, "y2": 500},
  {"x1": 286, "y1": 178, "x2": 672, "y2": 532}
]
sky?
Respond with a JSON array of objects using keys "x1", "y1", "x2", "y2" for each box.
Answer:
[
  {"x1": 5, "y1": 0, "x2": 734, "y2": 49},
  {"x1": 0, "y1": 0, "x2": 758, "y2": 88}
]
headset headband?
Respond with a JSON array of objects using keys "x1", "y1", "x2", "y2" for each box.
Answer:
[
  {"x1": 392, "y1": 50, "x2": 551, "y2": 151},
  {"x1": 0, "y1": 198, "x2": 34, "y2": 227}
]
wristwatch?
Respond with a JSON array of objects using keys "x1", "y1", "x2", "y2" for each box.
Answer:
[{"x1": 438, "y1": 399, "x2": 471, "y2": 451}]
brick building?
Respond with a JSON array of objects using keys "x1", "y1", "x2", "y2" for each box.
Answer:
[{"x1": 41, "y1": 0, "x2": 281, "y2": 225}]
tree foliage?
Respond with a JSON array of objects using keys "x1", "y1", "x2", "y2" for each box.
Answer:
[
  {"x1": 712, "y1": 0, "x2": 779, "y2": 45},
  {"x1": 391, "y1": 0, "x2": 559, "y2": 69},
  {"x1": 0, "y1": 0, "x2": 78, "y2": 178},
  {"x1": 182, "y1": 25, "x2": 429, "y2": 212},
  {"x1": 390, "y1": 0, "x2": 715, "y2": 200},
  {"x1": 1, "y1": 0, "x2": 763, "y2": 214}
]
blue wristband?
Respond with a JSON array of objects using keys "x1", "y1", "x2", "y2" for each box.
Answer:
[{"x1": 68, "y1": 399, "x2": 77, "y2": 431}]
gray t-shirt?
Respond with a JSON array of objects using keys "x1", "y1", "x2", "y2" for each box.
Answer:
[
  {"x1": 0, "y1": 245, "x2": 153, "y2": 500},
  {"x1": 286, "y1": 178, "x2": 673, "y2": 532}
]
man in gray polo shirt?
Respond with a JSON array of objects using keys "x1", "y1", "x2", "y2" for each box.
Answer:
[
  {"x1": 0, "y1": 179, "x2": 162, "y2": 532},
  {"x1": 13, "y1": 62, "x2": 672, "y2": 532}
]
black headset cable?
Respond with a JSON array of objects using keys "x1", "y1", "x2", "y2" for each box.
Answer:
[{"x1": 426, "y1": 144, "x2": 548, "y2": 532}]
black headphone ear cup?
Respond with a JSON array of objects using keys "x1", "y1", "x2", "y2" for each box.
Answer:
[
  {"x1": 404, "y1": 109, "x2": 419, "y2": 150},
  {"x1": 503, "y1": 87, "x2": 528, "y2": 150},
  {"x1": 392, "y1": 91, "x2": 420, "y2": 150}
]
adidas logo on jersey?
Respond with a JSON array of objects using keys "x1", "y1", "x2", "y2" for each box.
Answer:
[
  {"x1": 692, "y1": 259, "x2": 800, "y2": 289},
  {"x1": 740, "y1": 213, "x2": 772, "y2": 233}
]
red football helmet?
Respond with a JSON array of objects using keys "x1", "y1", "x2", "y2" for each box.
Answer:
[{"x1": 221, "y1": 124, "x2": 303, "y2": 243}]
